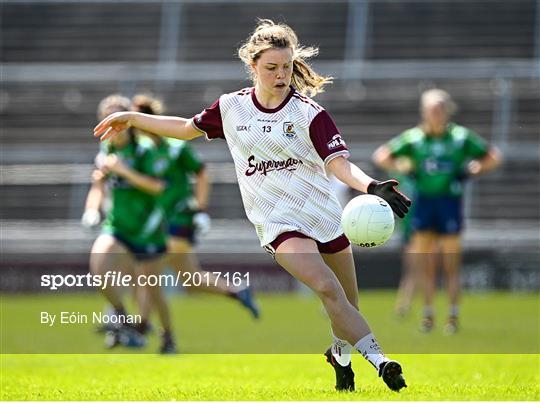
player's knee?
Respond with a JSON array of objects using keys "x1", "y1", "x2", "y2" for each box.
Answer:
[
  {"x1": 440, "y1": 236, "x2": 461, "y2": 254},
  {"x1": 89, "y1": 255, "x2": 109, "y2": 275},
  {"x1": 312, "y1": 277, "x2": 341, "y2": 300}
]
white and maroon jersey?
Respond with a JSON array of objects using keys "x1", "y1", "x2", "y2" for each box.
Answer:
[{"x1": 192, "y1": 87, "x2": 350, "y2": 247}]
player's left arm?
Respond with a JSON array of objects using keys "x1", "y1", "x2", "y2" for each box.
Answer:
[
  {"x1": 467, "y1": 146, "x2": 503, "y2": 176},
  {"x1": 462, "y1": 128, "x2": 503, "y2": 177},
  {"x1": 327, "y1": 155, "x2": 374, "y2": 194},
  {"x1": 327, "y1": 156, "x2": 411, "y2": 218}
]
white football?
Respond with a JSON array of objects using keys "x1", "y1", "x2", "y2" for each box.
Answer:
[{"x1": 341, "y1": 194, "x2": 395, "y2": 247}]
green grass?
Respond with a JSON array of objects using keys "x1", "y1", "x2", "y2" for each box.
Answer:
[
  {"x1": 1, "y1": 291, "x2": 538, "y2": 354},
  {"x1": 1, "y1": 291, "x2": 539, "y2": 400},
  {"x1": 1, "y1": 354, "x2": 539, "y2": 400}
]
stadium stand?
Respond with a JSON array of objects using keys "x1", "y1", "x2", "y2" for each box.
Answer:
[
  {"x1": 1, "y1": 3, "x2": 162, "y2": 62},
  {"x1": 366, "y1": 1, "x2": 537, "y2": 59}
]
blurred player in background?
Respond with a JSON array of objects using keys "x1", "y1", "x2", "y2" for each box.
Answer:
[
  {"x1": 371, "y1": 153, "x2": 419, "y2": 317},
  {"x1": 130, "y1": 94, "x2": 259, "y2": 319},
  {"x1": 94, "y1": 20, "x2": 411, "y2": 392},
  {"x1": 82, "y1": 94, "x2": 176, "y2": 353},
  {"x1": 372, "y1": 89, "x2": 502, "y2": 334}
]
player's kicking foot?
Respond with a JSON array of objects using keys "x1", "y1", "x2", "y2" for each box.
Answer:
[
  {"x1": 235, "y1": 287, "x2": 260, "y2": 319},
  {"x1": 324, "y1": 348, "x2": 355, "y2": 392},
  {"x1": 420, "y1": 316, "x2": 434, "y2": 333},
  {"x1": 444, "y1": 316, "x2": 458, "y2": 335},
  {"x1": 379, "y1": 360, "x2": 407, "y2": 392}
]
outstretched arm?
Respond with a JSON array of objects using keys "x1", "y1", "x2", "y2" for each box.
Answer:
[
  {"x1": 94, "y1": 112, "x2": 203, "y2": 142},
  {"x1": 327, "y1": 156, "x2": 412, "y2": 218}
]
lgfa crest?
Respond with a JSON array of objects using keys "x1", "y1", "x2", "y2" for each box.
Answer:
[{"x1": 283, "y1": 122, "x2": 296, "y2": 138}]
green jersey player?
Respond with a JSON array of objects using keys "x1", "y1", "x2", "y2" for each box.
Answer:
[
  {"x1": 82, "y1": 94, "x2": 175, "y2": 353},
  {"x1": 373, "y1": 89, "x2": 502, "y2": 334}
]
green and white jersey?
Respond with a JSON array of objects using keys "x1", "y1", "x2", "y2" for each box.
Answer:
[
  {"x1": 387, "y1": 123, "x2": 489, "y2": 196},
  {"x1": 159, "y1": 138, "x2": 204, "y2": 225},
  {"x1": 99, "y1": 137, "x2": 166, "y2": 247}
]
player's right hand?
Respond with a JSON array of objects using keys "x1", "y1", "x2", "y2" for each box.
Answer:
[
  {"x1": 94, "y1": 112, "x2": 133, "y2": 141},
  {"x1": 91, "y1": 169, "x2": 106, "y2": 183},
  {"x1": 193, "y1": 212, "x2": 211, "y2": 237},
  {"x1": 394, "y1": 157, "x2": 414, "y2": 174},
  {"x1": 81, "y1": 209, "x2": 101, "y2": 229}
]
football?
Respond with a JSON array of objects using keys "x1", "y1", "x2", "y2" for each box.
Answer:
[{"x1": 341, "y1": 194, "x2": 395, "y2": 247}]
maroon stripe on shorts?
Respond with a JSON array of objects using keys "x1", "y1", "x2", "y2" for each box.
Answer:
[
  {"x1": 269, "y1": 231, "x2": 310, "y2": 251},
  {"x1": 269, "y1": 231, "x2": 350, "y2": 254},
  {"x1": 317, "y1": 234, "x2": 350, "y2": 254}
]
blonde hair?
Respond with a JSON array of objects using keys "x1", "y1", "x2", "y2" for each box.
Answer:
[
  {"x1": 420, "y1": 88, "x2": 457, "y2": 115},
  {"x1": 131, "y1": 93, "x2": 164, "y2": 115},
  {"x1": 97, "y1": 94, "x2": 130, "y2": 120},
  {"x1": 238, "y1": 19, "x2": 332, "y2": 97}
]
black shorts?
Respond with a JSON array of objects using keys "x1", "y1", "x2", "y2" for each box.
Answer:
[
  {"x1": 168, "y1": 224, "x2": 196, "y2": 245},
  {"x1": 113, "y1": 233, "x2": 167, "y2": 262}
]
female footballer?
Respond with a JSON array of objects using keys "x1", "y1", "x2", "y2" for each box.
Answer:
[
  {"x1": 94, "y1": 20, "x2": 411, "y2": 392},
  {"x1": 373, "y1": 89, "x2": 502, "y2": 334},
  {"x1": 83, "y1": 94, "x2": 176, "y2": 353}
]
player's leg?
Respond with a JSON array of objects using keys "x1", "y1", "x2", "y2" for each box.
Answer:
[
  {"x1": 439, "y1": 234, "x2": 462, "y2": 334},
  {"x1": 410, "y1": 194, "x2": 442, "y2": 331},
  {"x1": 410, "y1": 230, "x2": 438, "y2": 331},
  {"x1": 436, "y1": 196, "x2": 463, "y2": 334},
  {"x1": 394, "y1": 180, "x2": 417, "y2": 316},
  {"x1": 395, "y1": 242, "x2": 417, "y2": 317},
  {"x1": 138, "y1": 254, "x2": 177, "y2": 353},
  {"x1": 167, "y1": 228, "x2": 259, "y2": 318},
  {"x1": 275, "y1": 237, "x2": 406, "y2": 391},
  {"x1": 321, "y1": 244, "x2": 357, "y2": 391},
  {"x1": 89, "y1": 233, "x2": 133, "y2": 314},
  {"x1": 89, "y1": 234, "x2": 146, "y2": 348},
  {"x1": 321, "y1": 245, "x2": 358, "y2": 309}
]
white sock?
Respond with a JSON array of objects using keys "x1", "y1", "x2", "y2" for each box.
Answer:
[
  {"x1": 331, "y1": 333, "x2": 352, "y2": 366},
  {"x1": 424, "y1": 305, "x2": 434, "y2": 318},
  {"x1": 354, "y1": 333, "x2": 387, "y2": 370},
  {"x1": 450, "y1": 305, "x2": 459, "y2": 317}
]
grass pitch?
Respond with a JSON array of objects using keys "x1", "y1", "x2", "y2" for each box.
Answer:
[
  {"x1": 1, "y1": 291, "x2": 539, "y2": 400},
  {"x1": 2, "y1": 353, "x2": 539, "y2": 400}
]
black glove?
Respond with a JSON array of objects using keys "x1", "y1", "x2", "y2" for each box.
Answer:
[{"x1": 367, "y1": 180, "x2": 412, "y2": 218}]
